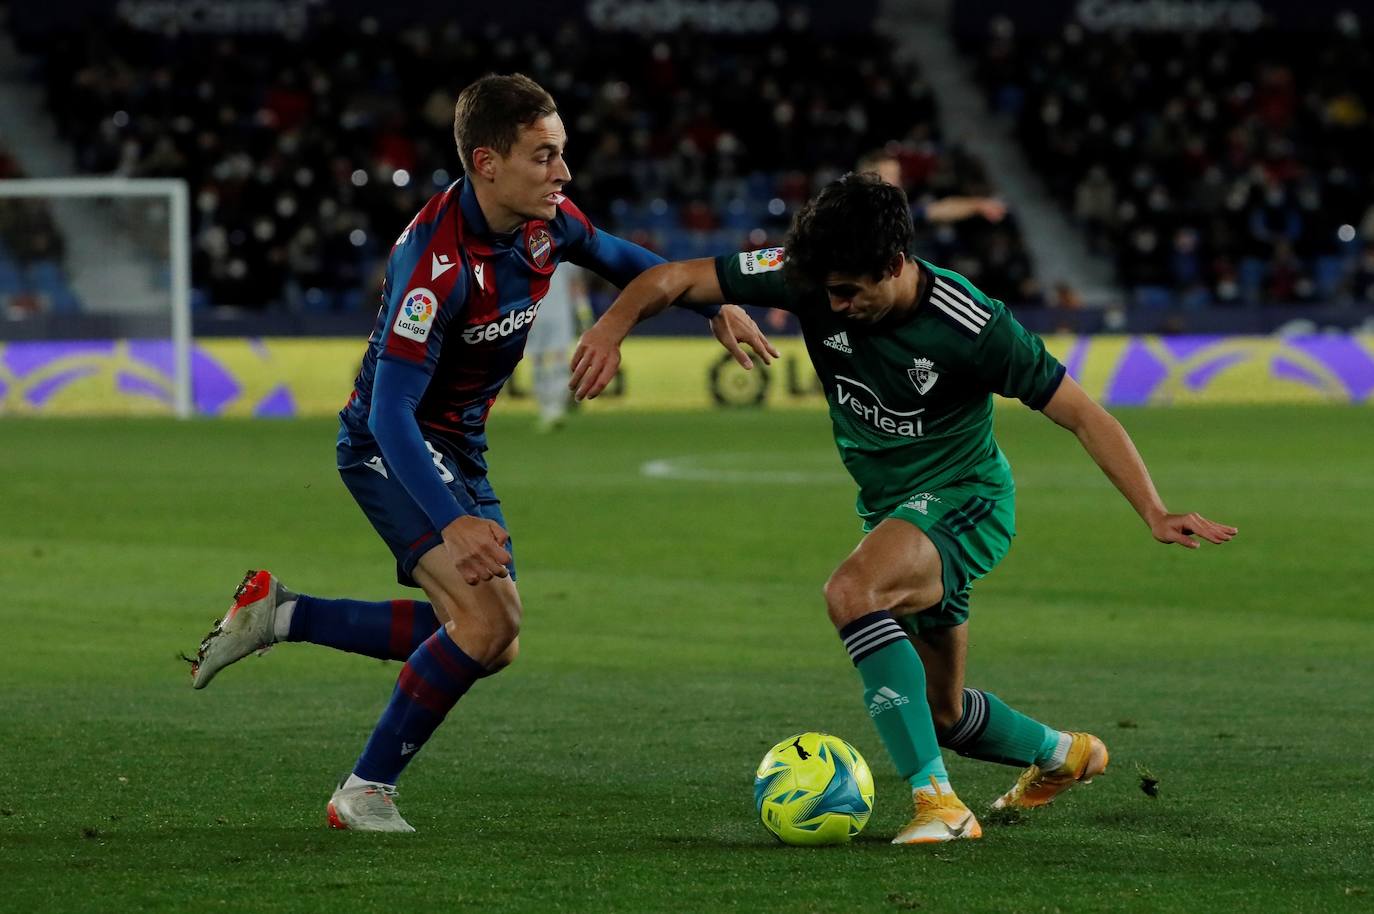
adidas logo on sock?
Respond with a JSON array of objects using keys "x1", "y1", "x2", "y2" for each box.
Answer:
[
  {"x1": 868, "y1": 685, "x2": 910, "y2": 717},
  {"x1": 823, "y1": 331, "x2": 852, "y2": 354},
  {"x1": 400, "y1": 742, "x2": 418, "y2": 756}
]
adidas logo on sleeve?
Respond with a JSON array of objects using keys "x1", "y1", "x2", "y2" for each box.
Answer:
[{"x1": 823, "y1": 331, "x2": 853, "y2": 354}]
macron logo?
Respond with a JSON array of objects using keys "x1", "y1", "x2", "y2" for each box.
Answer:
[
  {"x1": 431, "y1": 252, "x2": 457, "y2": 281},
  {"x1": 824, "y1": 331, "x2": 852, "y2": 354},
  {"x1": 472, "y1": 262, "x2": 486, "y2": 291},
  {"x1": 401, "y1": 742, "x2": 418, "y2": 756}
]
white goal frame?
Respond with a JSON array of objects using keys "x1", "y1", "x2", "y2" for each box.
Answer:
[{"x1": 0, "y1": 177, "x2": 192, "y2": 418}]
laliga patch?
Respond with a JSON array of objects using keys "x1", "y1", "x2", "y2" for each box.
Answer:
[
  {"x1": 528, "y1": 227, "x2": 552, "y2": 268},
  {"x1": 393, "y1": 287, "x2": 438, "y2": 342},
  {"x1": 739, "y1": 247, "x2": 785, "y2": 275}
]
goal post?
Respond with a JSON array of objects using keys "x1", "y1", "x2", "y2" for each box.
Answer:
[{"x1": 0, "y1": 177, "x2": 193, "y2": 418}]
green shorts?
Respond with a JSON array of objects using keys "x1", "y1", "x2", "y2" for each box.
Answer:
[{"x1": 862, "y1": 482, "x2": 1016, "y2": 633}]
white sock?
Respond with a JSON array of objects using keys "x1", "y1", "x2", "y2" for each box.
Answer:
[
  {"x1": 272, "y1": 599, "x2": 297, "y2": 641},
  {"x1": 343, "y1": 773, "x2": 392, "y2": 790},
  {"x1": 1044, "y1": 732, "x2": 1073, "y2": 770},
  {"x1": 912, "y1": 777, "x2": 952, "y2": 797}
]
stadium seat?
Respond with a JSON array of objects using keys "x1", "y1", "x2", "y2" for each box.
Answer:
[
  {"x1": 26, "y1": 260, "x2": 82, "y2": 312},
  {"x1": 1238, "y1": 259, "x2": 1267, "y2": 303},
  {"x1": 0, "y1": 255, "x2": 23, "y2": 295},
  {"x1": 1314, "y1": 256, "x2": 1346, "y2": 300},
  {"x1": 721, "y1": 199, "x2": 758, "y2": 231},
  {"x1": 1133, "y1": 286, "x2": 1174, "y2": 310}
]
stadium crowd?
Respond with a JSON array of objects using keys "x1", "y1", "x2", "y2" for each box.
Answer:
[
  {"x1": 14, "y1": 13, "x2": 1030, "y2": 313},
  {"x1": 966, "y1": 13, "x2": 1374, "y2": 307},
  {"x1": 0, "y1": 143, "x2": 69, "y2": 316}
]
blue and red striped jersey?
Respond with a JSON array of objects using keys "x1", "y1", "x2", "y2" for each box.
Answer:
[{"x1": 340, "y1": 177, "x2": 632, "y2": 473}]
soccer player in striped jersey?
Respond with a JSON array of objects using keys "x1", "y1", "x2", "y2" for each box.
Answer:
[
  {"x1": 571, "y1": 173, "x2": 1236, "y2": 844},
  {"x1": 185, "y1": 74, "x2": 775, "y2": 832}
]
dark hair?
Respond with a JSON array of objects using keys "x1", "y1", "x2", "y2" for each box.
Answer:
[
  {"x1": 784, "y1": 172, "x2": 913, "y2": 290},
  {"x1": 452, "y1": 73, "x2": 558, "y2": 174}
]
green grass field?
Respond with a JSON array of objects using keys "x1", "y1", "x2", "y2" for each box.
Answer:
[{"x1": 2, "y1": 406, "x2": 1371, "y2": 913}]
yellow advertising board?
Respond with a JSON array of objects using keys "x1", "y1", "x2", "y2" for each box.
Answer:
[{"x1": 1, "y1": 334, "x2": 1372, "y2": 417}]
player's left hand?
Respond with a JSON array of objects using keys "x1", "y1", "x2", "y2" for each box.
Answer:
[
  {"x1": 710, "y1": 304, "x2": 780, "y2": 370},
  {"x1": 1150, "y1": 512, "x2": 1238, "y2": 549},
  {"x1": 976, "y1": 198, "x2": 1008, "y2": 222},
  {"x1": 570, "y1": 325, "x2": 622, "y2": 401}
]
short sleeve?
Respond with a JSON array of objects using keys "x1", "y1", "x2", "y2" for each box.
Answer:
[
  {"x1": 713, "y1": 248, "x2": 796, "y2": 310},
  {"x1": 972, "y1": 309, "x2": 1066, "y2": 410}
]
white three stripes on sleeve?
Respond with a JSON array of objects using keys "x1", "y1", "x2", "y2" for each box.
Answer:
[{"x1": 929, "y1": 278, "x2": 991, "y2": 335}]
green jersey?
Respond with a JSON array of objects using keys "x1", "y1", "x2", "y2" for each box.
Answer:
[{"x1": 715, "y1": 249, "x2": 1066, "y2": 522}]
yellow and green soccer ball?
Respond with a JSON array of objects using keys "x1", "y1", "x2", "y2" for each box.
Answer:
[{"x1": 754, "y1": 732, "x2": 874, "y2": 845}]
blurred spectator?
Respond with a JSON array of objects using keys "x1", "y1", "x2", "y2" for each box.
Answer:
[
  {"x1": 0, "y1": 142, "x2": 73, "y2": 317},
  {"x1": 1351, "y1": 244, "x2": 1374, "y2": 303},
  {"x1": 18, "y1": 14, "x2": 1034, "y2": 311},
  {"x1": 964, "y1": 15, "x2": 1374, "y2": 307}
]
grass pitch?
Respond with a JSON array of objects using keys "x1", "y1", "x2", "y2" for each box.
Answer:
[{"x1": 1, "y1": 405, "x2": 1371, "y2": 913}]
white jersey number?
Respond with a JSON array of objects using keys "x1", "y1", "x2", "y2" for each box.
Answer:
[{"x1": 425, "y1": 440, "x2": 455, "y2": 484}]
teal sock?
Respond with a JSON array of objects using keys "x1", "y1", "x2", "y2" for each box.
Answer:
[
  {"x1": 839, "y1": 611, "x2": 948, "y2": 788},
  {"x1": 939, "y1": 688, "x2": 1062, "y2": 767}
]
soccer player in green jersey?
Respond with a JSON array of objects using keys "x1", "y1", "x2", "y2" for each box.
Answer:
[{"x1": 570, "y1": 173, "x2": 1237, "y2": 844}]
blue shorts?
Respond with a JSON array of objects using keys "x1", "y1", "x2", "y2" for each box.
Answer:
[{"x1": 337, "y1": 438, "x2": 515, "y2": 588}]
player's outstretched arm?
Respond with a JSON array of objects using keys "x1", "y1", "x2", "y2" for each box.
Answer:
[
  {"x1": 1040, "y1": 374, "x2": 1238, "y2": 549},
  {"x1": 571, "y1": 258, "x2": 776, "y2": 400},
  {"x1": 924, "y1": 196, "x2": 1007, "y2": 224}
]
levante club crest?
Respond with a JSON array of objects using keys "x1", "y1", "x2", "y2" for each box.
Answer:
[
  {"x1": 909, "y1": 357, "x2": 939, "y2": 394},
  {"x1": 528, "y1": 227, "x2": 552, "y2": 268}
]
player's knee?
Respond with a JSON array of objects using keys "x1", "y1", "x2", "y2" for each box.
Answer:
[
  {"x1": 485, "y1": 636, "x2": 520, "y2": 674},
  {"x1": 441, "y1": 588, "x2": 522, "y2": 667},
  {"x1": 483, "y1": 599, "x2": 522, "y2": 658},
  {"x1": 823, "y1": 567, "x2": 876, "y2": 628}
]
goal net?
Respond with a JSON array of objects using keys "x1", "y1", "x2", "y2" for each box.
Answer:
[{"x1": 0, "y1": 177, "x2": 191, "y2": 417}]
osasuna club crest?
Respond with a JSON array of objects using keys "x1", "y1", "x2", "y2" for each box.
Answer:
[
  {"x1": 909, "y1": 357, "x2": 939, "y2": 395},
  {"x1": 528, "y1": 227, "x2": 552, "y2": 268}
]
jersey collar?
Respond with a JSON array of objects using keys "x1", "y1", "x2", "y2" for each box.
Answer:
[
  {"x1": 458, "y1": 178, "x2": 491, "y2": 237},
  {"x1": 457, "y1": 178, "x2": 520, "y2": 248}
]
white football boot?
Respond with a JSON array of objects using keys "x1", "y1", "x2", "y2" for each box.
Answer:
[
  {"x1": 327, "y1": 781, "x2": 416, "y2": 833},
  {"x1": 187, "y1": 569, "x2": 292, "y2": 689}
]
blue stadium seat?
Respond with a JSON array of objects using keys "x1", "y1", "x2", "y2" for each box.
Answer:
[
  {"x1": 721, "y1": 199, "x2": 757, "y2": 231},
  {"x1": 1238, "y1": 258, "x2": 1267, "y2": 302},
  {"x1": 0, "y1": 255, "x2": 23, "y2": 295},
  {"x1": 1133, "y1": 285, "x2": 1174, "y2": 309},
  {"x1": 27, "y1": 260, "x2": 82, "y2": 312},
  {"x1": 745, "y1": 172, "x2": 775, "y2": 202},
  {"x1": 641, "y1": 199, "x2": 679, "y2": 231},
  {"x1": 1314, "y1": 256, "x2": 1346, "y2": 300}
]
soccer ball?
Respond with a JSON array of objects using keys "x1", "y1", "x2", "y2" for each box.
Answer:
[{"x1": 754, "y1": 732, "x2": 874, "y2": 846}]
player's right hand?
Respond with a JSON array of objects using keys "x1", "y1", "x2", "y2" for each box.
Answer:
[
  {"x1": 1149, "y1": 512, "x2": 1237, "y2": 549},
  {"x1": 570, "y1": 325, "x2": 622, "y2": 401},
  {"x1": 442, "y1": 516, "x2": 512, "y2": 585}
]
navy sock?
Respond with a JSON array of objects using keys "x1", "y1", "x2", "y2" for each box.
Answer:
[
  {"x1": 352, "y1": 627, "x2": 487, "y2": 784},
  {"x1": 287, "y1": 596, "x2": 439, "y2": 661}
]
